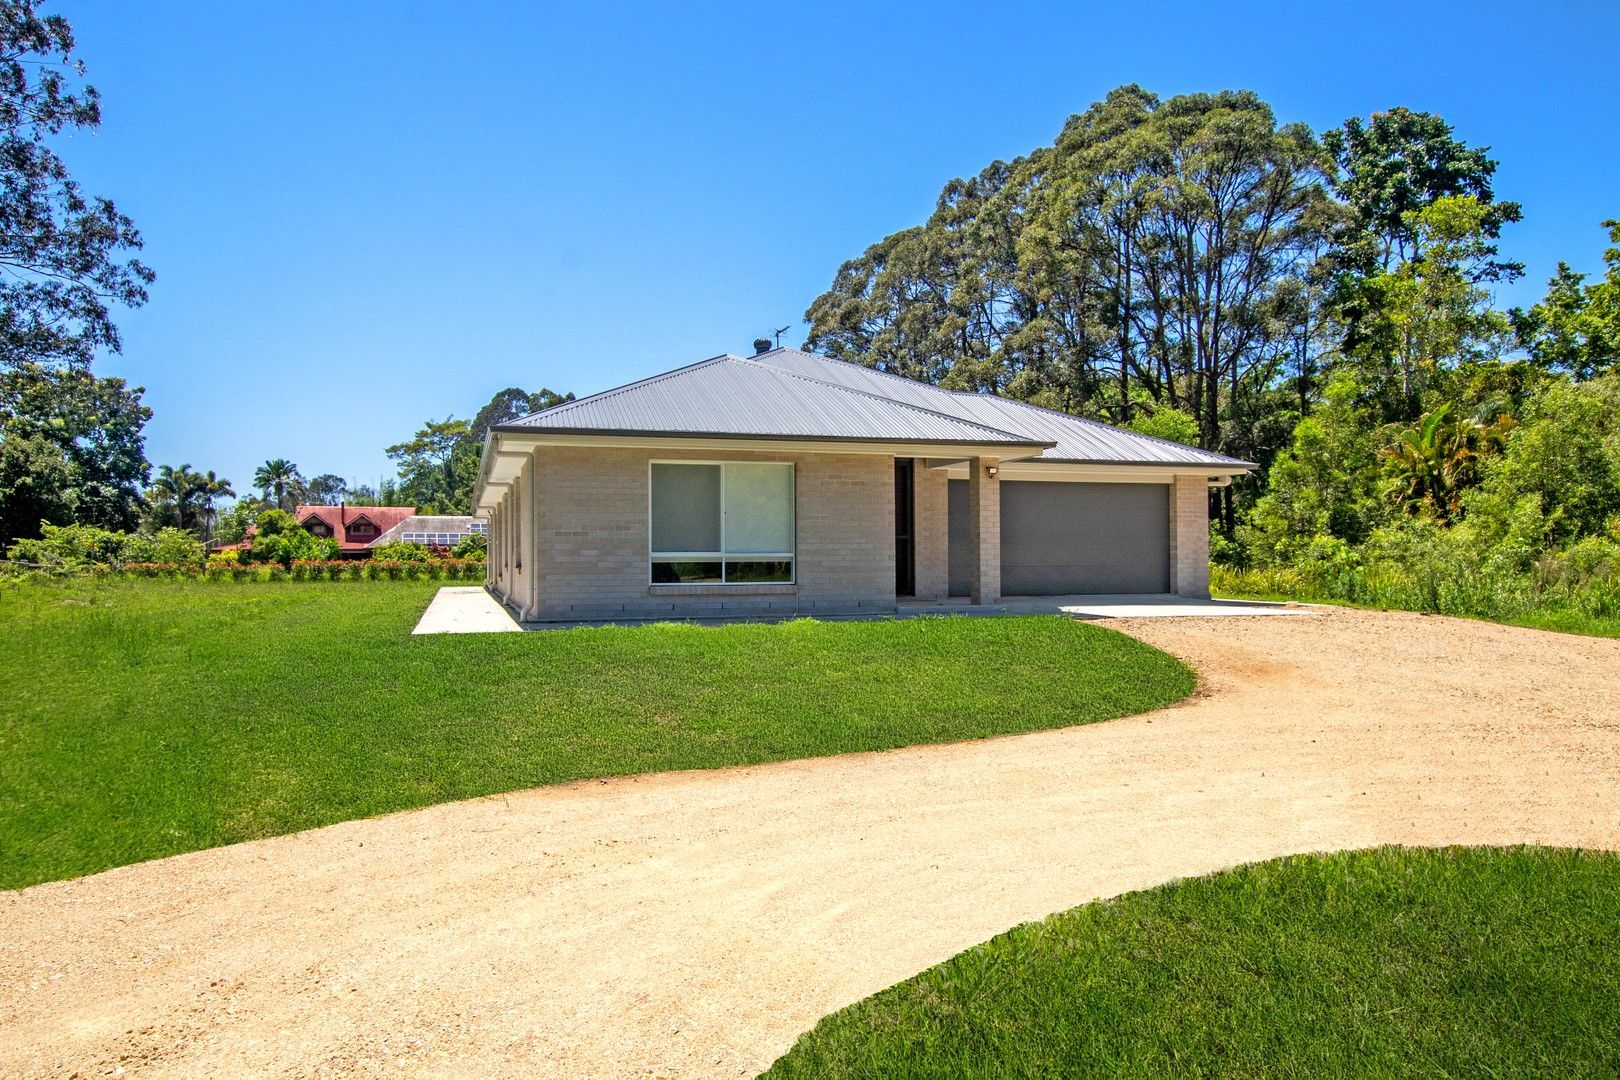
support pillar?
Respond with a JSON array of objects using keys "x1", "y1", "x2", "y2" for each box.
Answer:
[{"x1": 968, "y1": 456, "x2": 1000, "y2": 604}]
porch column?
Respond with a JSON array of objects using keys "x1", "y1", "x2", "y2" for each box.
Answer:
[
  {"x1": 913, "y1": 464, "x2": 949, "y2": 600},
  {"x1": 968, "y1": 456, "x2": 1000, "y2": 605},
  {"x1": 1168, "y1": 475, "x2": 1211, "y2": 598}
]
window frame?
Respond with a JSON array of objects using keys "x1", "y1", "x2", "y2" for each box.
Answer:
[{"x1": 647, "y1": 459, "x2": 796, "y2": 586}]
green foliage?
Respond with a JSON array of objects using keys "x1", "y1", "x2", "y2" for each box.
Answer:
[
  {"x1": 369, "y1": 540, "x2": 432, "y2": 562},
  {"x1": 804, "y1": 84, "x2": 1329, "y2": 471},
  {"x1": 1381, "y1": 402, "x2": 1512, "y2": 521},
  {"x1": 451, "y1": 530, "x2": 488, "y2": 558},
  {"x1": 6, "y1": 521, "x2": 161, "y2": 571},
  {"x1": 212, "y1": 497, "x2": 265, "y2": 545},
  {"x1": 1462, "y1": 376, "x2": 1620, "y2": 549},
  {"x1": 0, "y1": 583, "x2": 1190, "y2": 888},
  {"x1": 1240, "y1": 381, "x2": 1384, "y2": 565},
  {"x1": 766, "y1": 847, "x2": 1620, "y2": 1077},
  {"x1": 252, "y1": 458, "x2": 304, "y2": 512},
  {"x1": 0, "y1": 362, "x2": 152, "y2": 543},
  {"x1": 248, "y1": 509, "x2": 340, "y2": 567},
  {"x1": 1322, "y1": 105, "x2": 1521, "y2": 280},
  {"x1": 1512, "y1": 220, "x2": 1620, "y2": 379},
  {"x1": 0, "y1": 1, "x2": 153, "y2": 371},
  {"x1": 1126, "y1": 408, "x2": 1200, "y2": 446}
]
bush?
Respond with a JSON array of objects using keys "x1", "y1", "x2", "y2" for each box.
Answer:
[
  {"x1": 451, "y1": 532, "x2": 488, "y2": 558},
  {"x1": 7, "y1": 522, "x2": 158, "y2": 572},
  {"x1": 370, "y1": 541, "x2": 432, "y2": 562}
]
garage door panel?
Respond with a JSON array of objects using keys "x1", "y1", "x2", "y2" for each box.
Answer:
[{"x1": 949, "y1": 480, "x2": 1170, "y2": 595}]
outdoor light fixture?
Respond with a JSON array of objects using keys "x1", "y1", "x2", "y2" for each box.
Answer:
[{"x1": 986, "y1": 465, "x2": 999, "y2": 479}]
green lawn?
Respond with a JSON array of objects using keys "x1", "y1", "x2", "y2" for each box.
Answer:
[
  {"x1": 765, "y1": 846, "x2": 1620, "y2": 1078},
  {"x1": 0, "y1": 579, "x2": 1192, "y2": 890}
]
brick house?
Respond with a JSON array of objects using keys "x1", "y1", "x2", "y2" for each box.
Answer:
[{"x1": 474, "y1": 344, "x2": 1253, "y2": 622}]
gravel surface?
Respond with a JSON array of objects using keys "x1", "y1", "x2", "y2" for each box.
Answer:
[{"x1": 2, "y1": 607, "x2": 1616, "y2": 1078}]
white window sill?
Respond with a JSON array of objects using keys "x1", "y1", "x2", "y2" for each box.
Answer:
[{"x1": 647, "y1": 583, "x2": 799, "y2": 597}]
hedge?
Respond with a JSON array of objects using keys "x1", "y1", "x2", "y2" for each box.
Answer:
[{"x1": 106, "y1": 559, "x2": 487, "y2": 582}]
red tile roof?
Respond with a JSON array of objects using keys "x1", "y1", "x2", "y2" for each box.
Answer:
[{"x1": 295, "y1": 505, "x2": 418, "y2": 552}]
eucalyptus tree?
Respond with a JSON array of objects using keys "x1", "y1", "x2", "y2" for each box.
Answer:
[
  {"x1": 0, "y1": 0, "x2": 152, "y2": 371},
  {"x1": 805, "y1": 85, "x2": 1332, "y2": 528}
]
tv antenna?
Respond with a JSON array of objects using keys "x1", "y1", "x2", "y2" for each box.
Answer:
[{"x1": 772, "y1": 325, "x2": 790, "y2": 348}]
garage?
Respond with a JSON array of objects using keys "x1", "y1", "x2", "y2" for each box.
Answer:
[{"x1": 948, "y1": 479, "x2": 1170, "y2": 596}]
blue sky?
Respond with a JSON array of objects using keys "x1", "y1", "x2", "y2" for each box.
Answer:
[{"x1": 58, "y1": 0, "x2": 1620, "y2": 497}]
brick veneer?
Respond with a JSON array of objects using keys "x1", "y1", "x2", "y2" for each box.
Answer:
[
  {"x1": 505, "y1": 446, "x2": 896, "y2": 621},
  {"x1": 1168, "y1": 475, "x2": 1211, "y2": 598},
  {"x1": 912, "y1": 464, "x2": 949, "y2": 600}
]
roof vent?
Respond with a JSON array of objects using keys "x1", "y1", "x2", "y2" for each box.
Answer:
[{"x1": 752, "y1": 338, "x2": 772, "y2": 355}]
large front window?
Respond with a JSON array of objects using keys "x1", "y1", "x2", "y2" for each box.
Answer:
[{"x1": 650, "y1": 462, "x2": 794, "y2": 584}]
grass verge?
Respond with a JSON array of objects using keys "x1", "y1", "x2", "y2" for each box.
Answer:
[
  {"x1": 1212, "y1": 565, "x2": 1620, "y2": 639},
  {"x1": 0, "y1": 579, "x2": 1192, "y2": 890},
  {"x1": 765, "y1": 846, "x2": 1620, "y2": 1078}
]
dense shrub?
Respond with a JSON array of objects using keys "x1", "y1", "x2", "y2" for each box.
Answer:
[
  {"x1": 6, "y1": 523, "x2": 204, "y2": 574},
  {"x1": 452, "y1": 531, "x2": 487, "y2": 558},
  {"x1": 370, "y1": 541, "x2": 433, "y2": 562},
  {"x1": 248, "y1": 510, "x2": 342, "y2": 567},
  {"x1": 44, "y1": 558, "x2": 490, "y2": 583}
]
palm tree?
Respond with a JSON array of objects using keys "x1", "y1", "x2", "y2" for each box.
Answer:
[
  {"x1": 196, "y1": 471, "x2": 235, "y2": 543},
  {"x1": 150, "y1": 464, "x2": 205, "y2": 533},
  {"x1": 253, "y1": 459, "x2": 301, "y2": 511},
  {"x1": 1383, "y1": 404, "x2": 1514, "y2": 521}
]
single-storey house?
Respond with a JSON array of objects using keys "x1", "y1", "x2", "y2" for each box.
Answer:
[
  {"x1": 474, "y1": 344, "x2": 1253, "y2": 622},
  {"x1": 371, "y1": 514, "x2": 488, "y2": 551}
]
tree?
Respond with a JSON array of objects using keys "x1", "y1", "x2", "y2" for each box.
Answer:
[
  {"x1": 805, "y1": 85, "x2": 1332, "y2": 531},
  {"x1": 147, "y1": 463, "x2": 206, "y2": 533},
  {"x1": 1322, "y1": 106, "x2": 1522, "y2": 280},
  {"x1": 1342, "y1": 196, "x2": 1516, "y2": 415},
  {"x1": 1381, "y1": 402, "x2": 1511, "y2": 522},
  {"x1": 388, "y1": 417, "x2": 475, "y2": 512},
  {"x1": 253, "y1": 458, "x2": 303, "y2": 511},
  {"x1": 248, "y1": 508, "x2": 338, "y2": 566},
  {"x1": 470, "y1": 387, "x2": 573, "y2": 440},
  {"x1": 305, "y1": 473, "x2": 348, "y2": 505},
  {"x1": 0, "y1": 0, "x2": 152, "y2": 371},
  {"x1": 0, "y1": 361, "x2": 150, "y2": 543},
  {"x1": 1512, "y1": 220, "x2": 1620, "y2": 380}
]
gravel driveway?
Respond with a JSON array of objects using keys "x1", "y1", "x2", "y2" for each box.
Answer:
[{"x1": 2, "y1": 608, "x2": 1617, "y2": 1077}]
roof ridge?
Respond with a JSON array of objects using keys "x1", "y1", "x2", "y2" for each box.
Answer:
[
  {"x1": 507, "y1": 354, "x2": 734, "y2": 425},
  {"x1": 742, "y1": 355, "x2": 1044, "y2": 444}
]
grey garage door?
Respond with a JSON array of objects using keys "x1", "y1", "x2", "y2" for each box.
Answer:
[{"x1": 949, "y1": 480, "x2": 1170, "y2": 595}]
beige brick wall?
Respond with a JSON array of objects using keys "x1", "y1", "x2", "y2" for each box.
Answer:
[
  {"x1": 967, "y1": 457, "x2": 1001, "y2": 603},
  {"x1": 913, "y1": 464, "x2": 949, "y2": 600},
  {"x1": 524, "y1": 446, "x2": 897, "y2": 621},
  {"x1": 1168, "y1": 475, "x2": 1211, "y2": 598}
]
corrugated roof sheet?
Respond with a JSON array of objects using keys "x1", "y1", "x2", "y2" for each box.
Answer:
[
  {"x1": 499, "y1": 355, "x2": 1047, "y2": 446},
  {"x1": 498, "y1": 348, "x2": 1251, "y2": 468},
  {"x1": 751, "y1": 349, "x2": 1251, "y2": 467}
]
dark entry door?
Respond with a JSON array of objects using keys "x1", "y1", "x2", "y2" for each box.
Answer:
[{"x1": 894, "y1": 458, "x2": 915, "y2": 596}]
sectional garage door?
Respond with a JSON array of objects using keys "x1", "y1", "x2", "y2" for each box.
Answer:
[{"x1": 948, "y1": 480, "x2": 1170, "y2": 595}]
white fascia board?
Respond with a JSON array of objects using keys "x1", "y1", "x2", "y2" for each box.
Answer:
[{"x1": 930, "y1": 461, "x2": 1251, "y2": 484}]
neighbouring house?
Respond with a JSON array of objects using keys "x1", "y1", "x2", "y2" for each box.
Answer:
[
  {"x1": 218, "y1": 506, "x2": 488, "y2": 558},
  {"x1": 294, "y1": 505, "x2": 419, "y2": 558},
  {"x1": 371, "y1": 514, "x2": 489, "y2": 550},
  {"x1": 474, "y1": 343, "x2": 1253, "y2": 622}
]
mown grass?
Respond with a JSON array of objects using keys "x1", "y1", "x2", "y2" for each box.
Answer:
[
  {"x1": 0, "y1": 579, "x2": 1193, "y2": 890},
  {"x1": 1212, "y1": 564, "x2": 1620, "y2": 639},
  {"x1": 765, "y1": 846, "x2": 1620, "y2": 1078}
]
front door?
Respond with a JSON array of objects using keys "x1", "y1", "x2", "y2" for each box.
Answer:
[{"x1": 894, "y1": 458, "x2": 916, "y2": 596}]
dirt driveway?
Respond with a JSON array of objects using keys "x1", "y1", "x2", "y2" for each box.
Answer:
[{"x1": 2, "y1": 608, "x2": 1617, "y2": 1077}]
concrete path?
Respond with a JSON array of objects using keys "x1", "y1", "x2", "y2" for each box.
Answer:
[
  {"x1": 411, "y1": 585, "x2": 520, "y2": 634},
  {"x1": 2, "y1": 609, "x2": 1617, "y2": 1077},
  {"x1": 901, "y1": 593, "x2": 1313, "y2": 619}
]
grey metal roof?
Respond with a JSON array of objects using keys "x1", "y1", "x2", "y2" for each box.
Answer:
[
  {"x1": 752, "y1": 349, "x2": 1252, "y2": 467},
  {"x1": 497, "y1": 355, "x2": 1050, "y2": 447},
  {"x1": 498, "y1": 347, "x2": 1251, "y2": 468}
]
